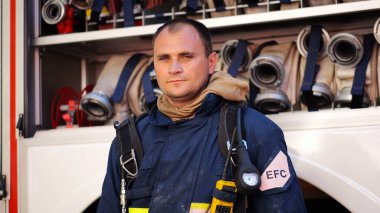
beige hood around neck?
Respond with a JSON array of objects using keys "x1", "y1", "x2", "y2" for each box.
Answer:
[{"x1": 157, "y1": 71, "x2": 249, "y2": 121}]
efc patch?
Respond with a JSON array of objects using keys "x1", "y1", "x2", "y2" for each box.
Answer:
[{"x1": 259, "y1": 150, "x2": 291, "y2": 191}]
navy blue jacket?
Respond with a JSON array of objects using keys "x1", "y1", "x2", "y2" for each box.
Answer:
[{"x1": 97, "y1": 94, "x2": 307, "y2": 213}]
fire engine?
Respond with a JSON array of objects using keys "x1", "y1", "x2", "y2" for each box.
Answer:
[{"x1": 1, "y1": 0, "x2": 380, "y2": 212}]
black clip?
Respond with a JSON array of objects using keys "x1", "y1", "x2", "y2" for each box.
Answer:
[{"x1": 0, "y1": 175, "x2": 7, "y2": 200}]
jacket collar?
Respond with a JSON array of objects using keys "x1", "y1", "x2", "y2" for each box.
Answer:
[{"x1": 148, "y1": 94, "x2": 225, "y2": 126}]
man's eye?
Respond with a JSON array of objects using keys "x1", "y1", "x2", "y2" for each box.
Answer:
[
  {"x1": 158, "y1": 56, "x2": 168, "y2": 61},
  {"x1": 180, "y1": 55, "x2": 193, "y2": 61}
]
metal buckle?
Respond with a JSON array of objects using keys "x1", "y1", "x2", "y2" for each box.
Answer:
[
  {"x1": 119, "y1": 149, "x2": 138, "y2": 178},
  {"x1": 227, "y1": 139, "x2": 248, "y2": 167},
  {"x1": 227, "y1": 140, "x2": 238, "y2": 167}
]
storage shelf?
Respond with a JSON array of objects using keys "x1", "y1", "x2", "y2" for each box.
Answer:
[
  {"x1": 32, "y1": 1, "x2": 380, "y2": 47},
  {"x1": 27, "y1": 0, "x2": 380, "y2": 137}
]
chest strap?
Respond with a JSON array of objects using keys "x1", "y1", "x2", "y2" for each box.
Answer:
[
  {"x1": 114, "y1": 115, "x2": 144, "y2": 213},
  {"x1": 115, "y1": 116, "x2": 143, "y2": 169},
  {"x1": 217, "y1": 102, "x2": 261, "y2": 213}
]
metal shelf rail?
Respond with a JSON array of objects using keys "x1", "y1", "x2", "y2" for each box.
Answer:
[{"x1": 33, "y1": 0, "x2": 380, "y2": 46}]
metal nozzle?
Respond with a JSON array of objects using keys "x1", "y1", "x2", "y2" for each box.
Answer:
[
  {"x1": 297, "y1": 25, "x2": 330, "y2": 58},
  {"x1": 80, "y1": 91, "x2": 113, "y2": 121},
  {"x1": 327, "y1": 33, "x2": 364, "y2": 68},
  {"x1": 254, "y1": 90, "x2": 290, "y2": 114},
  {"x1": 249, "y1": 55, "x2": 285, "y2": 89},
  {"x1": 300, "y1": 82, "x2": 333, "y2": 109},
  {"x1": 41, "y1": 0, "x2": 67, "y2": 25},
  {"x1": 220, "y1": 40, "x2": 253, "y2": 71}
]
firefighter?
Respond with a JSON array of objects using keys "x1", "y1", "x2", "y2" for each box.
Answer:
[{"x1": 97, "y1": 18, "x2": 307, "y2": 213}]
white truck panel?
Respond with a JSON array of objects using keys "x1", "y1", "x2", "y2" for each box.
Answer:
[
  {"x1": 270, "y1": 108, "x2": 380, "y2": 212},
  {"x1": 20, "y1": 126, "x2": 114, "y2": 213}
]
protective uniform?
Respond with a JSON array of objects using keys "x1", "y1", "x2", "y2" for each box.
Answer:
[{"x1": 97, "y1": 94, "x2": 307, "y2": 213}]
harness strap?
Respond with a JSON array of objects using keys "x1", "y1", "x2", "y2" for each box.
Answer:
[
  {"x1": 115, "y1": 119, "x2": 134, "y2": 174},
  {"x1": 116, "y1": 115, "x2": 143, "y2": 172},
  {"x1": 217, "y1": 102, "x2": 248, "y2": 213},
  {"x1": 300, "y1": 24, "x2": 322, "y2": 111},
  {"x1": 218, "y1": 102, "x2": 248, "y2": 162},
  {"x1": 115, "y1": 119, "x2": 132, "y2": 213},
  {"x1": 115, "y1": 115, "x2": 144, "y2": 212},
  {"x1": 218, "y1": 103, "x2": 235, "y2": 158},
  {"x1": 350, "y1": 34, "x2": 374, "y2": 108},
  {"x1": 128, "y1": 115, "x2": 144, "y2": 166}
]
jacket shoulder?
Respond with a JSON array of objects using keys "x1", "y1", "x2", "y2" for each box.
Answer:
[
  {"x1": 242, "y1": 107, "x2": 285, "y2": 147},
  {"x1": 243, "y1": 107, "x2": 282, "y2": 131}
]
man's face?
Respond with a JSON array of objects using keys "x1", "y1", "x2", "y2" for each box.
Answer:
[{"x1": 153, "y1": 25, "x2": 216, "y2": 107}]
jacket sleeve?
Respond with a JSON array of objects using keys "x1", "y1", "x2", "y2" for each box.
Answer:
[
  {"x1": 243, "y1": 109, "x2": 308, "y2": 213},
  {"x1": 97, "y1": 138, "x2": 122, "y2": 213}
]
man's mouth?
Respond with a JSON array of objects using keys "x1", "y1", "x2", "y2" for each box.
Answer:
[{"x1": 168, "y1": 79, "x2": 185, "y2": 83}]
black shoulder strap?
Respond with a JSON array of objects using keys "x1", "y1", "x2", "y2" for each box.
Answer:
[
  {"x1": 218, "y1": 103, "x2": 233, "y2": 157},
  {"x1": 218, "y1": 102, "x2": 245, "y2": 158},
  {"x1": 128, "y1": 116, "x2": 144, "y2": 165},
  {"x1": 218, "y1": 102, "x2": 248, "y2": 213},
  {"x1": 114, "y1": 115, "x2": 144, "y2": 176},
  {"x1": 114, "y1": 115, "x2": 145, "y2": 212}
]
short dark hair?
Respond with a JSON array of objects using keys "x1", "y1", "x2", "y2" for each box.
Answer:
[{"x1": 152, "y1": 18, "x2": 213, "y2": 56}]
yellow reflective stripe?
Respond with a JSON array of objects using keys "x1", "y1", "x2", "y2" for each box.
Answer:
[
  {"x1": 128, "y1": 208, "x2": 149, "y2": 213},
  {"x1": 190, "y1": 203, "x2": 210, "y2": 213},
  {"x1": 128, "y1": 203, "x2": 209, "y2": 213},
  {"x1": 190, "y1": 203, "x2": 210, "y2": 209}
]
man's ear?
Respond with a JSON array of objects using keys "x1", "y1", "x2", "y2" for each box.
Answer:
[{"x1": 208, "y1": 52, "x2": 217, "y2": 75}]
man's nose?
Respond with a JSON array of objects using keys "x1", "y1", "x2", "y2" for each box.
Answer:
[{"x1": 169, "y1": 60, "x2": 183, "y2": 74}]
